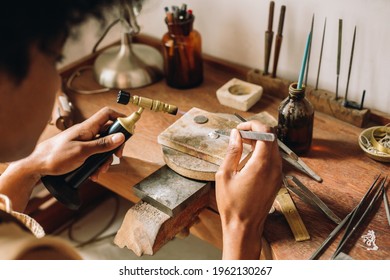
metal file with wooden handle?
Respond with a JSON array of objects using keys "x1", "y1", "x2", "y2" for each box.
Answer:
[
  {"x1": 264, "y1": 1, "x2": 275, "y2": 75},
  {"x1": 271, "y1": 5, "x2": 286, "y2": 78}
]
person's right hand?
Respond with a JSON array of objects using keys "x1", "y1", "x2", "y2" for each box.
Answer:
[
  {"x1": 0, "y1": 107, "x2": 127, "y2": 212},
  {"x1": 215, "y1": 120, "x2": 282, "y2": 259},
  {"x1": 28, "y1": 107, "x2": 126, "y2": 180}
]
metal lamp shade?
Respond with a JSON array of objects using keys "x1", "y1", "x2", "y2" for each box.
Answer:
[{"x1": 93, "y1": 32, "x2": 163, "y2": 89}]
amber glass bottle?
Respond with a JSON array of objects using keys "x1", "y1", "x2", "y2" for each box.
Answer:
[
  {"x1": 162, "y1": 16, "x2": 203, "y2": 89},
  {"x1": 277, "y1": 82, "x2": 314, "y2": 155}
]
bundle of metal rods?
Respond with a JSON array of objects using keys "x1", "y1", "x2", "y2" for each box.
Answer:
[{"x1": 310, "y1": 174, "x2": 389, "y2": 260}]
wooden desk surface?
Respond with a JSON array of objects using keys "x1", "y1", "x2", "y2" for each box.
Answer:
[{"x1": 28, "y1": 39, "x2": 390, "y2": 259}]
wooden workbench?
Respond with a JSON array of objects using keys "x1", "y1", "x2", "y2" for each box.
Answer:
[{"x1": 21, "y1": 36, "x2": 390, "y2": 259}]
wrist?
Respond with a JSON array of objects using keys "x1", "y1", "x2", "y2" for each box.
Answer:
[
  {"x1": 3, "y1": 157, "x2": 42, "y2": 193},
  {"x1": 0, "y1": 157, "x2": 42, "y2": 212},
  {"x1": 221, "y1": 217, "x2": 264, "y2": 260},
  {"x1": 11, "y1": 156, "x2": 43, "y2": 183}
]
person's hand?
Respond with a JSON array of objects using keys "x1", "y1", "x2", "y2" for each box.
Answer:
[
  {"x1": 0, "y1": 107, "x2": 127, "y2": 212},
  {"x1": 215, "y1": 120, "x2": 282, "y2": 259},
  {"x1": 28, "y1": 107, "x2": 126, "y2": 181}
]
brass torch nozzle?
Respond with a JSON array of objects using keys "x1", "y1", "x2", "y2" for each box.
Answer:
[{"x1": 117, "y1": 90, "x2": 178, "y2": 115}]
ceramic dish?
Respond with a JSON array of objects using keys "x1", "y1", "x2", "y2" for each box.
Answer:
[{"x1": 358, "y1": 126, "x2": 390, "y2": 163}]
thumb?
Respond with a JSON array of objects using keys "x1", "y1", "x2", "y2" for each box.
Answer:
[
  {"x1": 218, "y1": 129, "x2": 243, "y2": 173},
  {"x1": 81, "y1": 133, "x2": 125, "y2": 157}
]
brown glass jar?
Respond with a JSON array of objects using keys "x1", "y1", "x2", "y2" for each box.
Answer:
[
  {"x1": 162, "y1": 16, "x2": 203, "y2": 89},
  {"x1": 277, "y1": 82, "x2": 314, "y2": 155}
]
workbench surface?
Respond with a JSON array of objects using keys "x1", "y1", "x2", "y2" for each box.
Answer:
[{"x1": 25, "y1": 37, "x2": 390, "y2": 259}]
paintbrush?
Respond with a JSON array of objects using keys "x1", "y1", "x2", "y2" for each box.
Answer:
[
  {"x1": 264, "y1": 1, "x2": 275, "y2": 75},
  {"x1": 315, "y1": 18, "x2": 326, "y2": 90},
  {"x1": 304, "y1": 14, "x2": 314, "y2": 86},
  {"x1": 343, "y1": 26, "x2": 357, "y2": 107},
  {"x1": 271, "y1": 5, "x2": 286, "y2": 78},
  {"x1": 297, "y1": 32, "x2": 312, "y2": 90},
  {"x1": 336, "y1": 19, "x2": 342, "y2": 100}
]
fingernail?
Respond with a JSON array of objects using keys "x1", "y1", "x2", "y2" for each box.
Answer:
[{"x1": 112, "y1": 133, "x2": 124, "y2": 144}]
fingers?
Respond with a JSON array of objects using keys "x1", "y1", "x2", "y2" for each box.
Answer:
[
  {"x1": 90, "y1": 156, "x2": 113, "y2": 181},
  {"x1": 237, "y1": 120, "x2": 278, "y2": 170},
  {"x1": 237, "y1": 121, "x2": 273, "y2": 146},
  {"x1": 77, "y1": 107, "x2": 125, "y2": 140},
  {"x1": 80, "y1": 132, "x2": 125, "y2": 158},
  {"x1": 217, "y1": 129, "x2": 243, "y2": 175},
  {"x1": 114, "y1": 144, "x2": 125, "y2": 158},
  {"x1": 237, "y1": 120, "x2": 272, "y2": 133}
]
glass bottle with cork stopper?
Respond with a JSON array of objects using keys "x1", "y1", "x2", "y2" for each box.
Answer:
[
  {"x1": 162, "y1": 8, "x2": 203, "y2": 89},
  {"x1": 277, "y1": 82, "x2": 314, "y2": 155}
]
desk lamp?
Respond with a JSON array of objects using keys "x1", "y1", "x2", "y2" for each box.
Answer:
[{"x1": 93, "y1": 0, "x2": 163, "y2": 89}]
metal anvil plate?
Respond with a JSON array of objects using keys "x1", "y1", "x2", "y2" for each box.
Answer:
[{"x1": 133, "y1": 165, "x2": 210, "y2": 217}]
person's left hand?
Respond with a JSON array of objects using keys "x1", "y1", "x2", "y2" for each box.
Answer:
[{"x1": 28, "y1": 107, "x2": 126, "y2": 181}]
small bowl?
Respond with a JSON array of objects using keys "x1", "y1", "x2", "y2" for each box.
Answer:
[{"x1": 358, "y1": 126, "x2": 390, "y2": 163}]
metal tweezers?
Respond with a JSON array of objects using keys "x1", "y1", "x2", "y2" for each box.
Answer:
[
  {"x1": 309, "y1": 174, "x2": 387, "y2": 260},
  {"x1": 283, "y1": 175, "x2": 341, "y2": 224},
  {"x1": 278, "y1": 140, "x2": 322, "y2": 182},
  {"x1": 233, "y1": 113, "x2": 322, "y2": 182}
]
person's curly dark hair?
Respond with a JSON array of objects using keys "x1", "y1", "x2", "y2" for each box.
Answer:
[{"x1": 0, "y1": 0, "x2": 118, "y2": 83}]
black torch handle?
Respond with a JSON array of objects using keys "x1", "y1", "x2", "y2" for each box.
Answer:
[
  {"x1": 44, "y1": 120, "x2": 132, "y2": 190},
  {"x1": 65, "y1": 120, "x2": 132, "y2": 188}
]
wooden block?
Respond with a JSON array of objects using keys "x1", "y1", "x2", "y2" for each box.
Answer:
[
  {"x1": 247, "y1": 68, "x2": 370, "y2": 127},
  {"x1": 114, "y1": 192, "x2": 209, "y2": 256},
  {"x1": 306, "y1": 87, "x2": 370, "y2": 128},
  {"x1": 157, "y1": 107, "x2": 252, "y2": 167},
  {"x1": 275, "y1": 187, "x2": 310, "y2": 242},
  {"x1": 247, "y1": 69, "x2": 291, "y2": 100},
  {"x1": 114, "y1": 201, "x2": 170, "y2": 256}
]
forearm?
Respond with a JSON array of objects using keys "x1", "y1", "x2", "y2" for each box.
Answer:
[
  {"x1": 0, "y1": 158, "x2": 41, "y2": 212},
  {"x1": 221, "y1": 219, "x2": 264, "y2": 260}
]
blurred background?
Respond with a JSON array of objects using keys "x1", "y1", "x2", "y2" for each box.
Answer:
[{"x1": 61, "y1": 0, "x2": 390, "y2": 115}]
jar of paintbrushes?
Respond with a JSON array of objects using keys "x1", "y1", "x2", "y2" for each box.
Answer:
[{"x1": 162, "y1": 5, "x2": 203, "y2": 89}]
